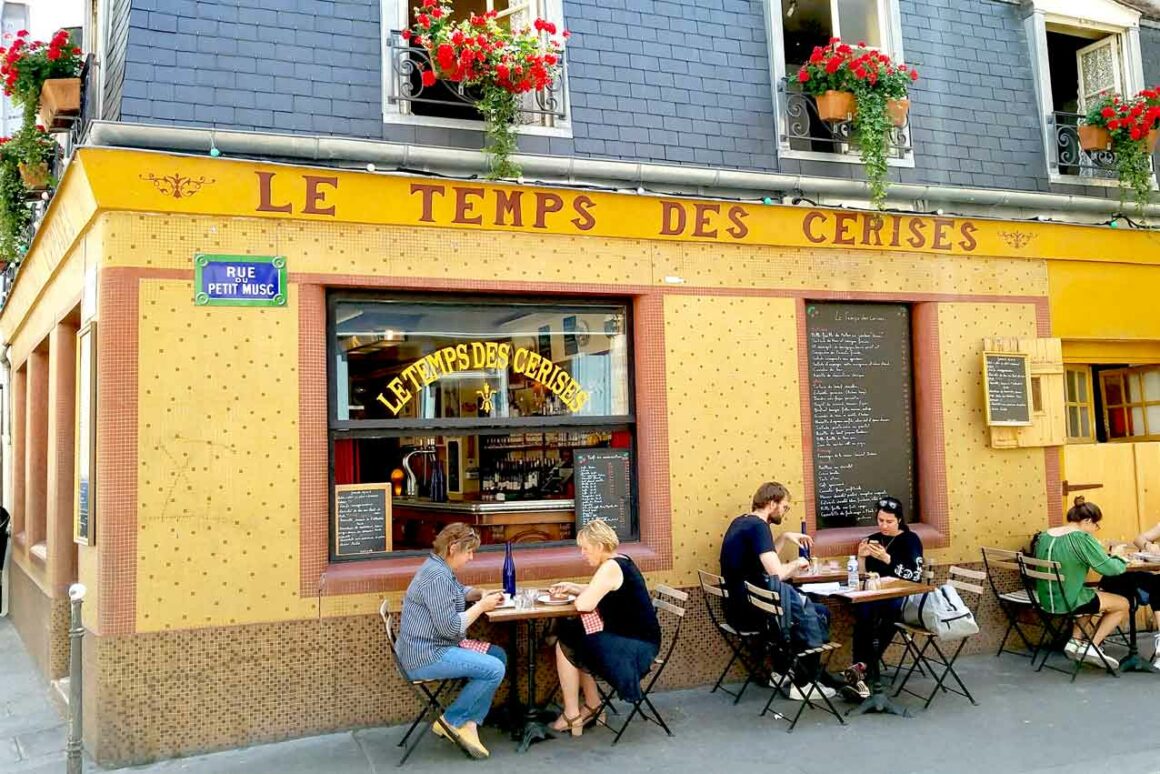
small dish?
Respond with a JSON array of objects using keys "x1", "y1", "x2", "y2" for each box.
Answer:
[{"x1": 536, "y1": 593, "x2": 575, "y2": 606}]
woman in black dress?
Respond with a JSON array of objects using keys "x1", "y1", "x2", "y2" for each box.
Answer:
[{"x1": 548, "y1": 519, "x2": 661, "y2": 736}]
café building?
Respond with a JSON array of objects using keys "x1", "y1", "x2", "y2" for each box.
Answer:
[{"x1": 3, "y1": 147, "x2": 1160, "y2": 764}]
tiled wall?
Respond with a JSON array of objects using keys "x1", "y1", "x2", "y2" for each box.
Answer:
[{"x1": 9, "y1": 561, "x2": 71, "y2": 679}]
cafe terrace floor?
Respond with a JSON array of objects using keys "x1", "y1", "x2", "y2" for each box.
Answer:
[{"x1": 4, "y1": 615, "x2": 1157, "y2": 774}]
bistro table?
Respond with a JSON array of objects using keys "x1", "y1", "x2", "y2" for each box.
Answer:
[
  {"x1": 486, "y1": 596, "x2": 578, "y2": 752},
  {"x1": 803, "y1": 577, "x2": 936, "y2": 717},
  {"x1": 1113, "y1": 559, "x2": 1160, "y2": 674}
]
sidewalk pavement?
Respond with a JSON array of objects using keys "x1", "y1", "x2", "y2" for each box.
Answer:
[{"x1": 3, "y1": 614, "x2": 1159, "y2": 774}]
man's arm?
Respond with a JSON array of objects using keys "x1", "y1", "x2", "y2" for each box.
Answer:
[
  {"x1": 1134, "y1": 523, "x2": 1160, "y2": 551},
  {"x1": 760, "y1": 550, "x2": 806, "y2": 580}
]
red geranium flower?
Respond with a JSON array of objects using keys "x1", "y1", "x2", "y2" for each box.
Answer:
[{"x1": 421, "y1": 69, "x2": 437, "y2": 87}]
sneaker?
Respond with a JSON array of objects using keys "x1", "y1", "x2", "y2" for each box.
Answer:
[
  {"x1": 1077, "y1": 644, "x2": 1119, "y2": 670},
  {"x1": 840, "y1": 663, "x2": 871, "y2": 699},
  {"x1": 1062, "y1": 639, "x2": 1083, "y2": 661},
  {"x1": 785, "y1": 683, "x2": 837, "y2": 701},
  {"x1": 767, "y1": 670, "x2": 788, "y2": 689}
]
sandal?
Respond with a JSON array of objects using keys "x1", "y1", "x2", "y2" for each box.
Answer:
[
  {"x1": 550, "y1": 712, "x2": 584, "y2": 737},
  {"x1": 580, "y1": 703, "x2": 607, "y2": 729}
]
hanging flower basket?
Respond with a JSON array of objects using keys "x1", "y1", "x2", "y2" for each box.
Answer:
[
  {"x1": 815, "y1": 90, "x2": 856, "y2": 122},
  {"x1": 405, "y1": 1, "x2": 569, "y2": 179},
  {"x1": 1082, "y1": 88, "x2": 1160, "y2": 215},
  {"x1": 18, "y1": 160, "x2": 48, "y2": 189},
  {"x1": 886, "y1": 97, "x2": 909, "y2": 127},
  {"x1": 1078, "y1": 124, "x2": 1111, "y2": 152},
  {"x1": 39, "y1": 77, "x2": 81, "y2": 130}
]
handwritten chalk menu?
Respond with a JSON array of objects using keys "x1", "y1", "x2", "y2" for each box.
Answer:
[
  {"x1": 983, "y1": 352, "x2": 1032, "y2": 426},
  {"x1": 334, "y1": 483, "x2": 392, "y2": 557},
  {"x1": 806, "y1": 303, "x2": 915, "y2": 529},
  {"x1": 574, "y1": 449, "x2": 633, "y2": 540}
]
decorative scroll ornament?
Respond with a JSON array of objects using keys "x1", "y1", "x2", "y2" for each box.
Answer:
[
  {"x1": 997, "y1": 230, "x2": 1035, "y2": 250},
  {"x1": 140, "y1": 172, "x2": 215, "y2": 199}
]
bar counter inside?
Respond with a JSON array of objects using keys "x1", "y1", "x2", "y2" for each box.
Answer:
[{"x1": 392, "y1": 497, "x2": 575, "y2": 547}]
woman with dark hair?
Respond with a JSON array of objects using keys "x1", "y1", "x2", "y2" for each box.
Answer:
[
  {"x1": 851, "y1": 497, "x2": 924, "y2": 676},
  {"x1": 396, "y1": 523, "x2": 506, "y2": 759},
  {"x1": 1035, "y1": 497, "x2": 1130, "y2": 668}
]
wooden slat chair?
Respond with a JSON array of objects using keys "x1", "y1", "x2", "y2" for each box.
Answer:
[
  {"x1": 1016, "y1": 556, "x2": 1120, "y2": 680},
  {"x1": 379, "y1": 600, "x2": 474, "y2": 766},
  {"x1": 981, "y1": 547, "x2": 1040, "y2": 660},
  {"x1": 697, "y1": 569, "x2": 762, "y2": 704},
  {"x1": 590, "y1": 584, "x2": 688, "y2": 745},
  {"x1": 744, "y1": 581, "x2": 845, "y2": 733},
  {"x1": 890, "y1": 566, "x2": 984, "y2": 709}
]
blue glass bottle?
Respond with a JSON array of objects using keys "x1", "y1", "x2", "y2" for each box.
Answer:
[
  {"x1": 502, "y1": 541, "x2": 517, "y2": 596},
  {"x1": 799, "y1": 520, "x2": 811, "y2": 561}
]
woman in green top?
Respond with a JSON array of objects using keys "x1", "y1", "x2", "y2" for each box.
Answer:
[{"x1": 1034, "y1": 497, "x2": 1130, "y2": 668}]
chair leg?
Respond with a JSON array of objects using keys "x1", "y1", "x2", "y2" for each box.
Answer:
[
  {"x1": 924, "y1": 638, "x2": 977, "y2": 708},
  {"x1": 712, "y1": 651, "x2": 740, "y2": 694},
  {"x1": 892, "y1": 632, "x2": 929, "y2": 699},
  {"x1": 398, "y1": 680, "x2": 450, "y2": 748}
]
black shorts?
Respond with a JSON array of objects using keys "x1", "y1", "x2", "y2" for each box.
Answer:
[{"x1": 1071, "y1": 596, "x2": 1101, "y2": 616}]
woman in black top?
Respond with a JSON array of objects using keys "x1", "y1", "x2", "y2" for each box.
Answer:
[
  {"x1": 548, "y1": 519, "x2": 661, "y2": 736},
  {"x1": 852, "y1": 496, "x2": 924, "y2": 677}
]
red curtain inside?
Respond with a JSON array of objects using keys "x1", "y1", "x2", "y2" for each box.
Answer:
[{"x1": 333, "y1": 439, "x2": 360, "y2": 485}]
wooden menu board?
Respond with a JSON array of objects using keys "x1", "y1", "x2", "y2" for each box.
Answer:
[
  {"x1": 574, "y1": 449, "x2": 633, "y2": 541},
  {"x1": 982, "y1": 352, "x2": 1032, "y2": 426},
  {"x1": 806, "y1": 303, "x2": 916, "y2": 529},
  {"x1": 334, "y1": 483, "x2": 391, "y2": 557}
]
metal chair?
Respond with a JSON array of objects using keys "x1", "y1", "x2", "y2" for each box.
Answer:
[
  {"x1": 1016, "y1": 556, "x2": 1119, "y2": 680},
  {"x1": 590, "y1": 584, "x2": 687, "y2": 745},
  {"x1": 981, "y1": 547, "x2": 1040, "y2": 660},
  {"x1": 378, "y1": 600, "x2": 474, "y2": 766},
  {"x1": 744, "y1": 581, "x2": 845, "y2": 732},
  {"x1": 697, "y1": 569, "x2": 761, "y2": 704},
  {"x1": 891, "y1": 566, "x2": 984, "y2": 709}
]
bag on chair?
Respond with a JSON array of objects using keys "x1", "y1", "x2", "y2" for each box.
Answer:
[{"x1": 901, "y1": 583, "x2": 979, "y2": 640}]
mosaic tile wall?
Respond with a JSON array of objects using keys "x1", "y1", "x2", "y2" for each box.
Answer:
[{"x1": 8, "y1": 560, "x2": 71, "y2": 679}]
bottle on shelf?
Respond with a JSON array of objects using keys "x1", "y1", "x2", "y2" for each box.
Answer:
[
  {"x1": 430, "y1": 458, "x2": 446, "y2": 502},
  {"x1": 502, "y1": 542, "x2": 517, "y2": 596},
  {"x1": 846, "y1": 555, "x2": 859, "y2": 591}
]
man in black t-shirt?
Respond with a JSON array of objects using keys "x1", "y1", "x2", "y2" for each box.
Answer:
[{"x1": 719, "y1": 482, "x2": 811, "y2": 633}]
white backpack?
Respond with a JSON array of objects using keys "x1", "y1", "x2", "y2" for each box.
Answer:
[{"x1": 901, "y1": 584, "x2": 979, "y2": 640}]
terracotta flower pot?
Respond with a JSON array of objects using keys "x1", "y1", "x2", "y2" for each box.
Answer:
[
  {"x1": 886, "y1": 98, "x2": 910, "y2": 127},
  {"x1": 38, "y1": 77, "x2": 81, "y2": 131},
  {"x1": 1148, "y1": 128, "x2": 1159, "y2": 153},
  {"x1": 815, "y1": 90, "x2": 856, "y2": 123},
  {"x1": 18, "y1": 161, "x2": 50, "y2": 190},
  {"x1": 1077, "y1": 124, "x2": 1111, "y2": 152}
]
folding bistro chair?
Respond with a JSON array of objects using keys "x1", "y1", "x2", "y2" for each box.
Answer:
[
  {"x1": 379, "y1": 600, "x2": 474, "y2": 766},
  {"x1": 1016, "y1": 556, "x2": 1120, "y2": 680},
  {"x1": 697, "y1": 569, "x2": 762, "y2": 704},
  {"x1": 590, "y1": 584, "x2": 688, "y2": 745},
  {"x1": 981, "y1": 547, "x2": 1040, "y2": 660},
  {"x1": 891, "y1": 566, "x2": 984, "y2": 709},
  {"x1": 744, "y1": 581, "x2": 845, "y2": 733}
]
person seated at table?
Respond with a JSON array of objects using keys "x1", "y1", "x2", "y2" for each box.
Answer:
[
  {"x1": 852, "y1": 496, "x2": 924, "y2": 681},
  {"x1": 1100, "y1": 518, "x2": 1160, "y2": 668},
  {"x1": 1034, "y1": 497, "x2": 1129, "y2": 669},
  {"x1": 396, "y1": 523, "x2": 506, "y2": 760},
  {"x1": 548, "y1": 519, "x2": 661, "y2": 736}
]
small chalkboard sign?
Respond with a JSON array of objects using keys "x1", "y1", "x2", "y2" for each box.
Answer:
[
  {"x1": 574, "y1": 449, "x2": 633, "y2": 541},
  {"x1": 334, "y1": 483, "x2": 391, "y2": 557},
  {"x1": 983, "y1": 352, "x2": 1032, "y2": 426}
]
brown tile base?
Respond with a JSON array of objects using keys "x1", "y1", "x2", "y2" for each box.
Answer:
[
  {"x1": 81, "y1": 569, "x2": 1025, "y2": 766},
  {"x1": 8, "y1": 560, "x2": 70, "y2": 679}
]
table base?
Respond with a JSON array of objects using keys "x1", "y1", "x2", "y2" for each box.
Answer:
[
  {"x1": 1118, "y1": 653, "x2": 1160, "y2": 674},
  {"x1": 847, "y1": 689, "x2": 912, "y2": 718}
]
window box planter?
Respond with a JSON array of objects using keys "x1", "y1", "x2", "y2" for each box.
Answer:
[
  {"x1": 38, "y1": 77, "x2": 81, "y2": 130},
  {"x1": 886, "y1": 97, "x2": 909, "y2": 127},
  {"x1": 18, "y1": 161, "x2": 49, "y2": 190},
  {"x1": 816, "y1": 90, "x2": 856, "y2": 122},
  {"x1": 1078, "y1": 124, "x2": 1111, "y2": 152}
]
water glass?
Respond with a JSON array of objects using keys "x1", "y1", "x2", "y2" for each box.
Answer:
[{"x1": 516, "y1": 588, "x2": 537, "y2": 610}]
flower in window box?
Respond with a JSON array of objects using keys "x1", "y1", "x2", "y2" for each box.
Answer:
[
  {"x1": 405, "y1": 1, "x2": 569, "y2": 179},
  {"x1": 0, "y1": 29, "x2": 84, "y2": 129}
]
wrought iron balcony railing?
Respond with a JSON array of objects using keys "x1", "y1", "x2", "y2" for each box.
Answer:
[
  {"x1": 385, "y1": 34, "x2": 566, "y2": 123},
  {"x1": 1049, "y1": 111, "x2": 1119, "y2": 181},
  {"x1": 778, "y1": 78, "x2": 911, "y2": 159}
]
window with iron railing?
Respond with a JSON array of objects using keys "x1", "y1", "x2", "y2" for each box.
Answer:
[{"x1": 379, "y1": 0, "x2": 569, "y2": 133}]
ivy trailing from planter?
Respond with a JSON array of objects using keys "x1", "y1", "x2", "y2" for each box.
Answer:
[
  {"x1": 797, "y1": 39, "x2": 919, "y2": 209},
  {"x1": 0, "y1": 137, "x2": 32, "y2": 266},
  {"x1": 405, "y1": 1, "x2": 569, "y2": 179}
]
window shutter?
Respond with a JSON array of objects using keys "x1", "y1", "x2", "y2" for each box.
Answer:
[
  {"x1": 1076, "y1": 36, "x2": 1122, "y2": 112},
  {"x1": 985, "y1": 337, "x2": 1066, "y2": 449}
]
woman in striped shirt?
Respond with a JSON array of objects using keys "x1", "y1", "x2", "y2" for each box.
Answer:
[{"x1": 396, "y1": 523, "x2": 506, "y2": 759}]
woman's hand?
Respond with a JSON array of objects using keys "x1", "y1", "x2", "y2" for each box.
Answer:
[
  {"x1": 549, "y1": 582, "x2": 580, "y2": 596},
  {"x1": 1145, "y1": 541, "x2": 1160, "y2": 553},
  {"x1": 857, "y1": 539, "x2": 874, "y2": 558},
  {"x1": 474, "y1": 591, "x2": 504, "y2": 613}
]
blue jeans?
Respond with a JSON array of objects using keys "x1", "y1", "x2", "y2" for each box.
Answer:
[{"x1": 408, "y1": 645, "x2": 507, "y2": 728}]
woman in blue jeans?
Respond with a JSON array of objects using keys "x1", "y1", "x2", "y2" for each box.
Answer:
[{"x1": 396, "y1": 523, "x2": 506, "y2": 759}]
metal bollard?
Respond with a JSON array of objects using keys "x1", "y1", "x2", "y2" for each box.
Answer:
[{"x1": 66, "y1": 583, "x2": 86, "y2": 774}]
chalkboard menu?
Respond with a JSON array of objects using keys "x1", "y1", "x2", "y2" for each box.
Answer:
[
  {"x1": 334, "y1": 483, "x2": 391, "y2": 557},
  {"x1": 806, "y1": 303, "x2": 915, "y2": 529},
  {"x1": 983, "y1": 352, "x2": 1032, "y2": 426},
  {"x1": 574, "y1": 449, "x2": 633, "y2": 540}
]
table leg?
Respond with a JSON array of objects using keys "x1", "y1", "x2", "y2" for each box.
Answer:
[
  {"x1": 516, "y1": 620, "x2": 553, "y2": 752},
  {"x1": 1118, "y1": 594, "x2": 1159, "y2": 674}
]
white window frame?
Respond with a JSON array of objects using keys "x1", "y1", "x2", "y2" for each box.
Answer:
[
  {"x1": 764, "y1": 0, "x2": 914, "y2": 167},
  {"x1": 379, "y1": 0, "x2": 572, "y2": 138},
  {"x1": 1024, "y1": 0, "x2": 1149, "y2": 187}
]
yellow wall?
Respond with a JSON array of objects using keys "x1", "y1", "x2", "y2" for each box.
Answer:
[
  {"x1": 1049, "y1": 260, "x2": 1160, "y2": 342},
  {"x1": 1062, "y1": 441, "x2": 1160, "y2": 542}
]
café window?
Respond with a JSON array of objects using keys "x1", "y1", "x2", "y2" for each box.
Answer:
[
  {"x1": 1099, "y1": 365, "x2": 1160, "y2": 441},
  {"x1": 1064, "y1": 365, "x2": 1095, "y2": 442},
  {"x1": 328, "y1": 295, "x2": 635, "y2": 559}
]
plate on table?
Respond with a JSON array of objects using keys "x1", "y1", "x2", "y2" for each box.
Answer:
[{"x1": 536, "y1": 594, "x2": 575, "y2": 606}]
